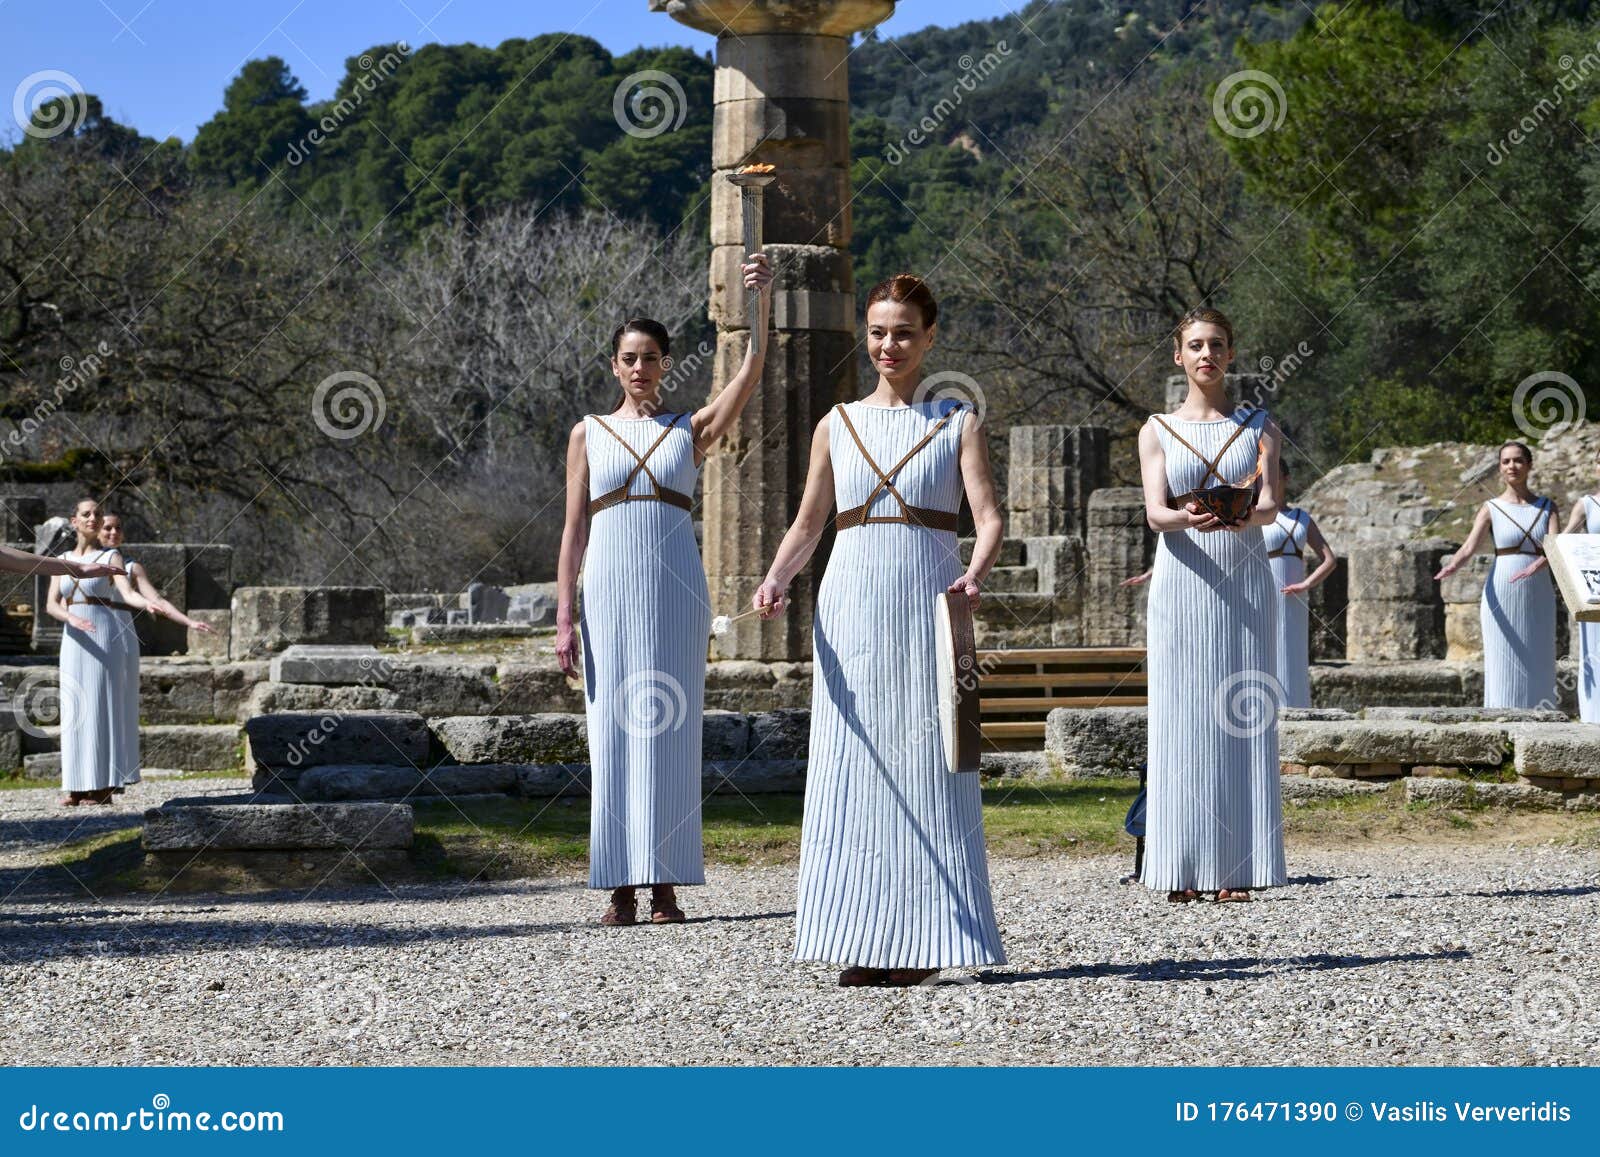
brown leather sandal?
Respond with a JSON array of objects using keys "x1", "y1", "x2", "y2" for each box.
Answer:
[
  {"x1": 1167, "y1": 890, "x2": 1199, "y2": 903},
  {"x1": 838, "y1": 966, "x2": 890, "y2": 987},
  {"x1": 649, "y1": 885, "x2": 686, "y2": 924},
  {"x1": 600, "y1": 888, "x2": 637, "y2": 926},
  {"x1": 1216, "y1": 889, "x2": 1252, "y2": 903},
  {"x1": 885, "y1": 968, "x2": 939, "y2": 986}
]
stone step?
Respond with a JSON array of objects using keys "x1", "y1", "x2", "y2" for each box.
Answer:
[
  {"x1": 960, "y1": 537, "x2": 1026, "y2": 567},
  {"x1": 243, "y1": 711, "x2": 430, "y2": 774},
  {"x1": 142, "y1": 801, "x2": 413, "y2": 851},
  {"x1": 973, "y1": 593, "x2": 1058, "y2": 649},
  {"x1": 981, "y1": 566, "x2": 1040, "y2": 594},
  {"x1": 426, "y1": 708, "x2": 811, "y2": 767},
  {"x1": 1363, "y1": 706, "x2": 1568, "y2": 724},
  {"x1": 19, "y1": 724, "x2": 243, "y2": 778},
  {"x1": 1512, "y1": 724, "x2": 1600, "y2": 784},
  {"x1": 256, "y1": 759, "x2": 810, "y2": 801},
  {"x1": 1279, "y1": 720, "x2": 1510, "y2": 767}
]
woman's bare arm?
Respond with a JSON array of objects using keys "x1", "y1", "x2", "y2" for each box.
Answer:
[
  {"x1": 951, "y1": 411, "x2": 1001, "y2": 607},
  {"x1": 1139, "y1": 420, "x2": 1224, "y2": 534},
  {"x1": 45, "y1": 575, "x2": 93, "y2": 633},
  {"x1": 1435, "y1": 504, "x2": 1492, "y2": 579},
  {"x1": 690, "y1": 255, "x2": 773, "y2": 463},
  {"x1": 754, "y1": 417, "x2": 836, "y2": 617},
  {"x1": 1283, "y1": 516, "x2": 1337, "y2": 595},
  {"x1": 554, "y1": 422, "x2": 591, "y2": 678}
]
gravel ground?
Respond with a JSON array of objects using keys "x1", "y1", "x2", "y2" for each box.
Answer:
[{"x1": 0, "y1": 780, "x2": 1597, "y2": 1066}]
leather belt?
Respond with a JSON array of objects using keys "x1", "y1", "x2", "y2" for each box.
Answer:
[
  {"x1": 835, "y1": 503, "x2": 959, "y2": 532},
  {"x1": 68, "y1": 597, "x2": 135, "y2": 613},
  {"x1": 1267, "y1": 546, "x2": 1302, "y2": 559},
  {"x1": 1494, "y1": 547, "x2": 1542, "y2": 557},
  {"x1": 587, "y1": 486, "x2": 693, "y2": 516}
]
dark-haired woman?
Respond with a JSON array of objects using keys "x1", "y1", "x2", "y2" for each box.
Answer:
[
  {"x1": 555, "y1": 253, "x2": 772, "y2": 926},
  {"x1": 1434, "y1": 442, "x2": 1558, "y2": 709},
  {"x1": 755, "y1": 273, "x2": 1006, "y2": 986},
  {"x1": 1138, "y1": 307, "x2": 1286, "y2": 903}
]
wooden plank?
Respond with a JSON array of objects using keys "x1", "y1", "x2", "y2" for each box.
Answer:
[
  {"x1": 978, "y1": 646, "x2": 1145, "y2": 665},
  {"x1": 980, "y1": 721, "x2": 1047, "y2": 740},
  {"x1": 981, "y1": 694, "x2": 1148, "y2": 712},
  {"x1": 980, "y1": 671, "x2": 1149, "y2": 688}
]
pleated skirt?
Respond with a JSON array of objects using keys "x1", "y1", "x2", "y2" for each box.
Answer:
[
  {"x1": 793, "y1": 524, "x2": 1005, "y2": 968},
  {"x1": 1268, "y1": 554, "x2": 1311, "y2": 709},
  {"x1": 59, "y1": 606, "x2": 141, "y2": 792},
  {"x1": 1481, "y1": 560, "x2": 1557, "y2": 709},
  {"x1": 1144, "y1": 526, "x2": 1286, "y2": 893},
  {"x1": 580, "y1": 501, "x2": 709, "y2": 889},
  {"x1": 1580, "y1": 622, "x2": 1600, "y2": 724}
]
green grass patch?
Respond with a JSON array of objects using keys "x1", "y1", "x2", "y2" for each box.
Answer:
[{"x1": 26, "y1": 776, "x2": 1600, "y2": 895}]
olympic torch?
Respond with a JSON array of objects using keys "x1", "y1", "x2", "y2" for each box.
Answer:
[{"x1": 726, "y1": 163, "x2": 776, "y2": 357}]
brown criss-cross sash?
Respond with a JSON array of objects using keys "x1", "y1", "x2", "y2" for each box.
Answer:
[
  {"x1": 1267, "y1": 509, "x2": 1305, "y2": 559},
  {"x1": 1489, "y1": 498, "x2": 1548, "y2": 557},
  {"x1": 586, "y1": 413, "x2": 694, "y2": 516},
  {"x1": 62, "y1": 549, "x2": 135, "y2": 613},
  {"x1": 833, "y1": 403, "x2": 961, "y2": 532},
  {"x1": 1152, "y1": 411, "x2": 1266, "y2": 510}
]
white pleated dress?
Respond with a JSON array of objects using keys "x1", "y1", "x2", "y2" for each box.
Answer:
[
  {"x1": 1481, "y1": 499, "x2": 1557, "y2": 710},
  {"x1": 57, "y1": 549, "x2": 141, "y2": 792},
  {"x1": 1144, "y1": 409, "x2": 1285, "y2": 894},
  {"x1": 1262, "y1": 508, "x2": 1312, "y2": 708},
  {"x1": 794, "y1": 399, "x2": 1005, "y2": 969},
  {"x1": 580, "y1": 412, "x2": 710, "y2": 889},
  {"x1": 1579, "y1": 495, "x2": 1600, "y2": 724}
]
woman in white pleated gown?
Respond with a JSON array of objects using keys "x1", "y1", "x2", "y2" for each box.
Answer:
[
  {"x1": 45, "y1": 499, "x2": 201, "y2": 806},
  {"x1": 1435, "y1": 442, "x2": 1558, "y2": 710},
  {"x1": 755, "y1": 274, "x2": 1006, "y2": 987},
  {"x1": 554, "y1": 254, "x2": 771, "y2": 927},
  {"x1": 1137, "y1": 307, "x2": 1287, "y2": 904},
  {"x1": 1259, "y1": 461, "x2": 1338, "y2": 709},
  {"x1": 1559, "y1": 486, "x2": 1600, "y2": 722}
]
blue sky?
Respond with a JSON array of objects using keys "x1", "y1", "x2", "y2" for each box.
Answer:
[{"x1": 2, "y1": 1, "x2": 1029, "y2": 143}]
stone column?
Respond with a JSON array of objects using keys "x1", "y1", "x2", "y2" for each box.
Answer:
[
  {"x1": 1345, "y1": 539, "x2": 1453, "y2": 661},
  {"x1": 1085, "y1": 488, "x2": 1154, "y2": 647},
  {"x1": 1440, "y1": 554, "x2": 1490, "y2": 662},
  {"x1": 651, "y1": 0, "x2": 894, "y2": 660},
  {"x1": 1007, "y1": 425, "x2": 1108, "y2": 538}
]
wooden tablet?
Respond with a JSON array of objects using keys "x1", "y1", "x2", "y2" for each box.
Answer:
[
  {"x1": 1545, "y1": 533, "x2": 1600, "y2": 622},
  {"x1": 935, "y1": 591, "x2": 983, "y2": 773}
]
